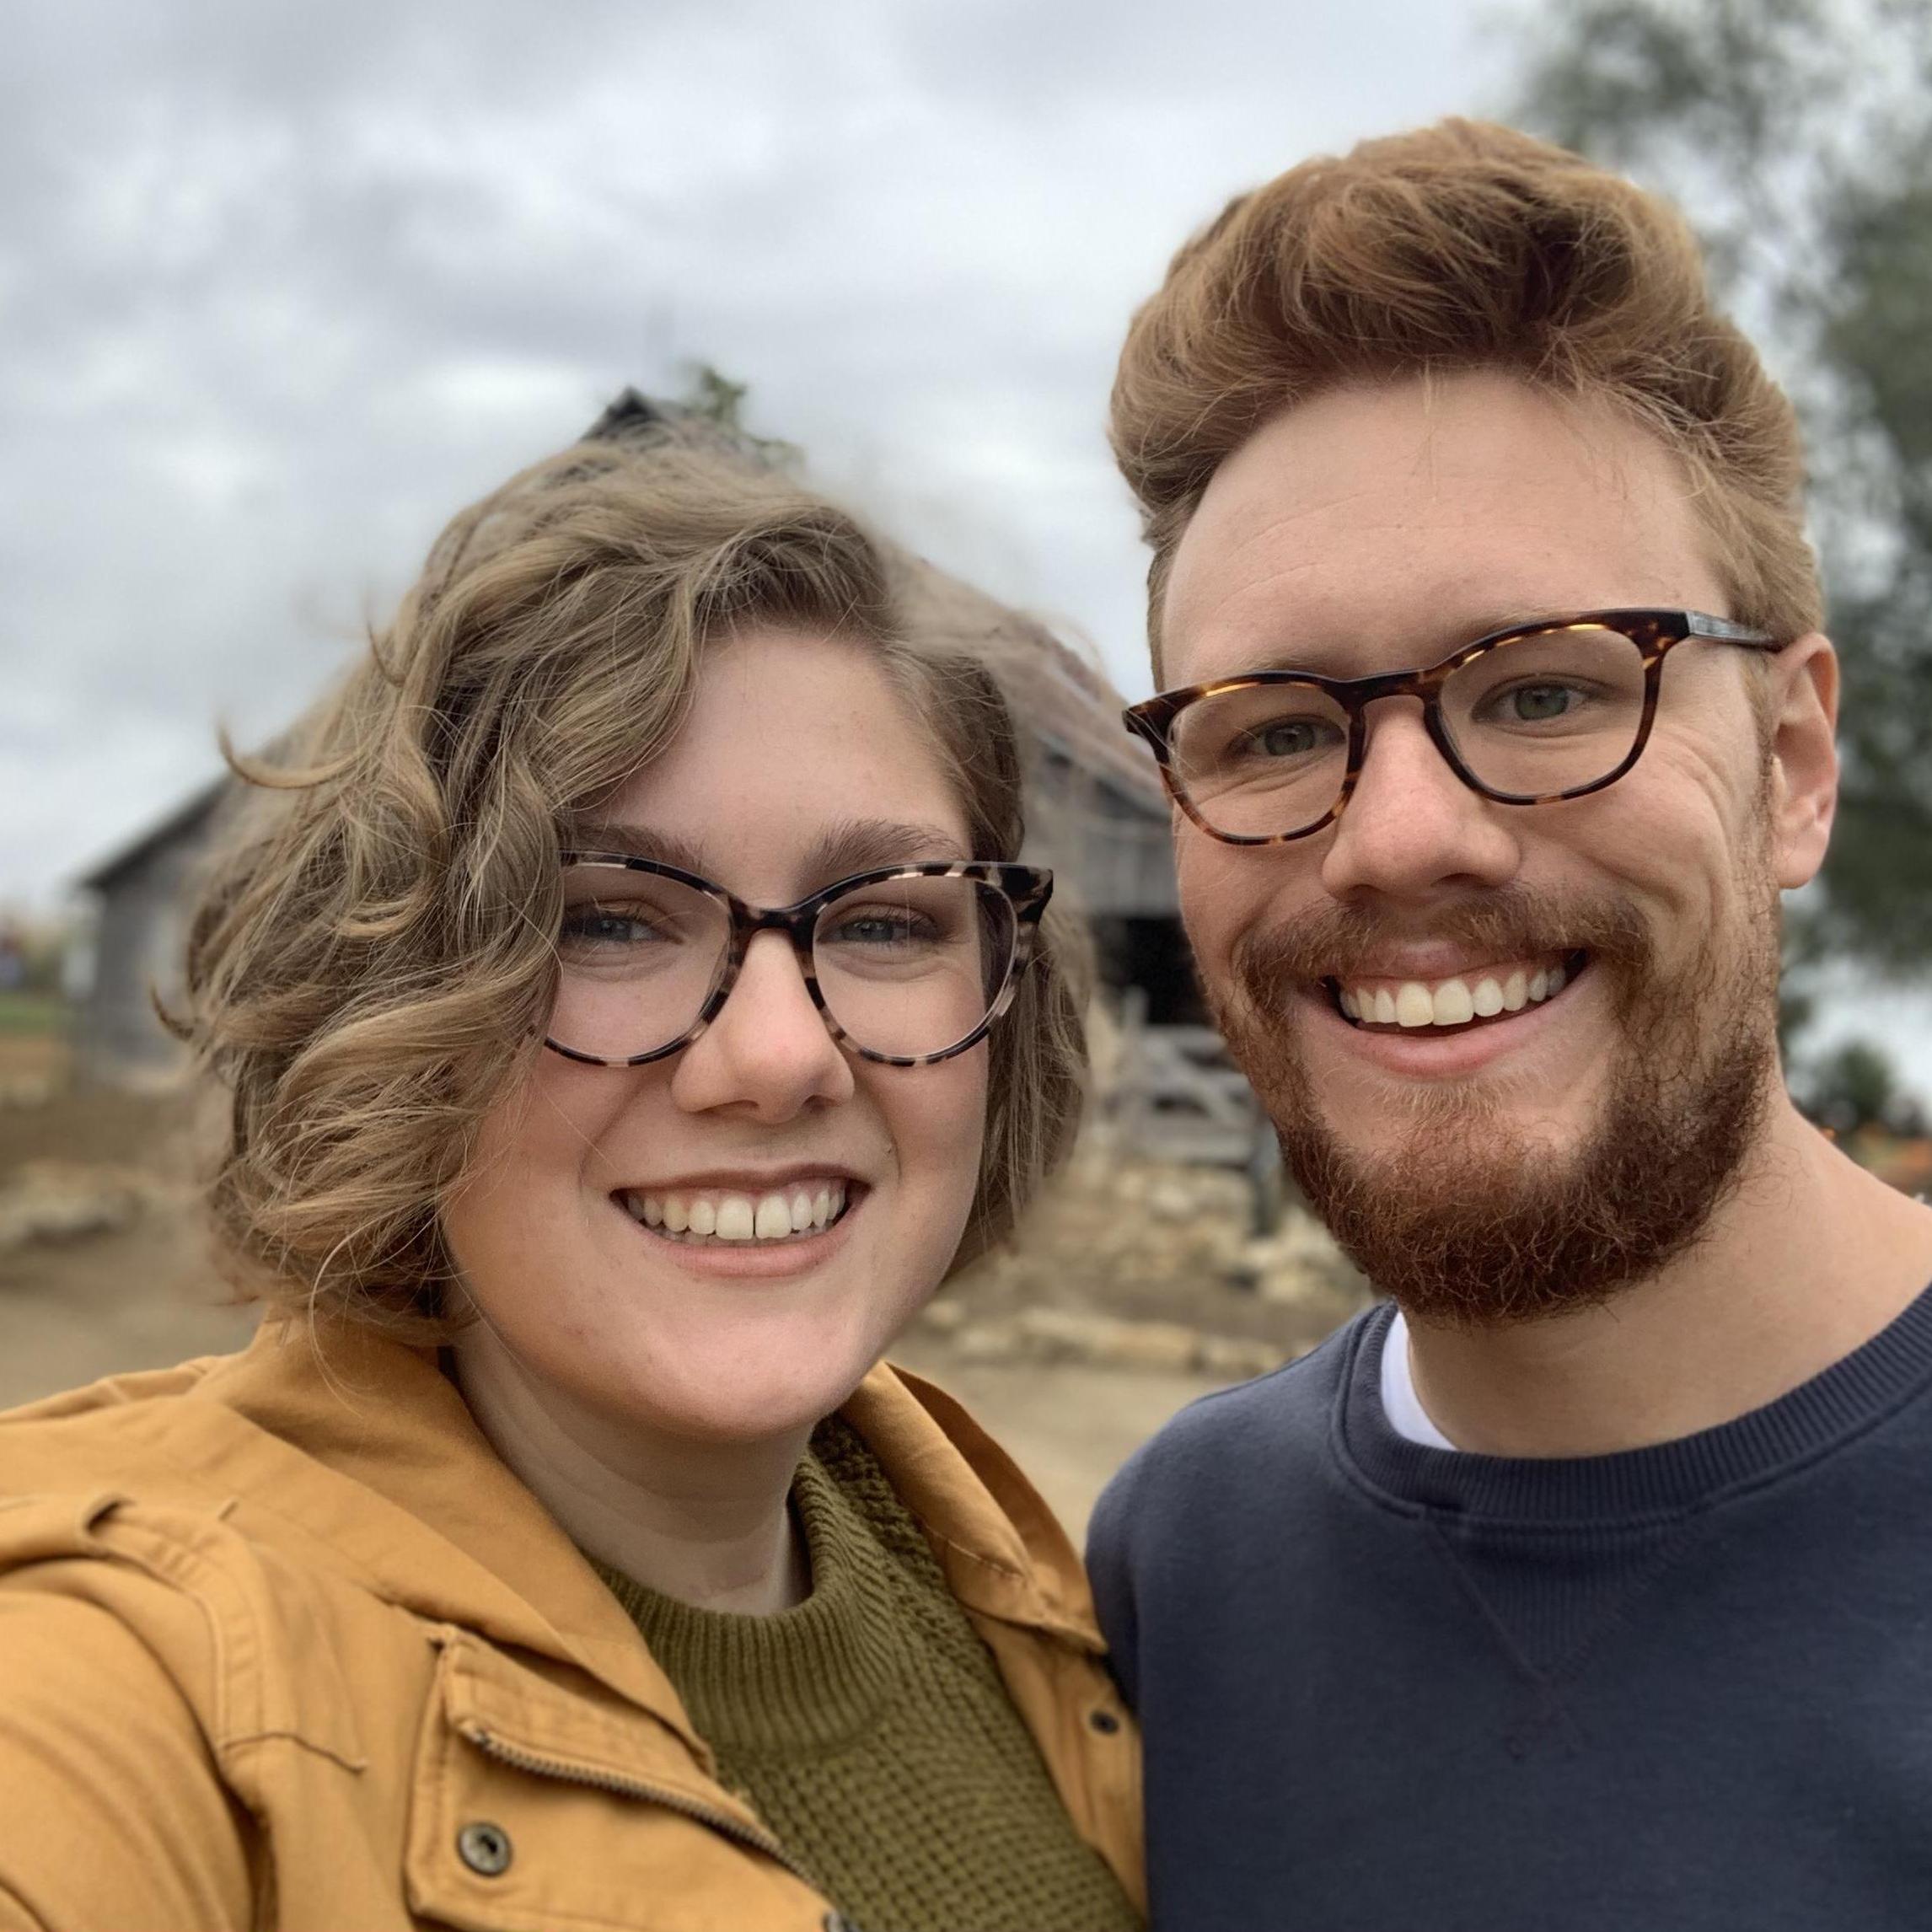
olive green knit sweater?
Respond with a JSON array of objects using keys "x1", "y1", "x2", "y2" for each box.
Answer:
[{"x1": 593, "y1": 1416, "x2": 1139, "y2": 1932}]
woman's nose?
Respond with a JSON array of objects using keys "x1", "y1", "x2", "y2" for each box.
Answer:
[{"x1": 668, "y1": 930, "x2": 856, "y2": 1120}]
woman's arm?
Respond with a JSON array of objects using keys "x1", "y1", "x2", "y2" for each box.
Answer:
[{"x1": 0, "y1": 1593, "x2": 255, "y2": 1931}]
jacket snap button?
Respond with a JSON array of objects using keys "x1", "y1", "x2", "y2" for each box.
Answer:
[
  {"x1": 1088, "y1": 1708, "x2": 1122, "y2": 1735},
  {"x1": 457, "y1": 1820, "x2": 514, "y2": 1876}
]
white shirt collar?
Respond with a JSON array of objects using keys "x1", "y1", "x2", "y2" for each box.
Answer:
[{"x1": 1378, "y1": 1307, "x2": 1460, "y2": 1452}]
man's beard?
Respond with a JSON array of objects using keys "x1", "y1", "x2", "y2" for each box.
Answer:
[{"x1": 1216, "y1": 876, "x2": 1783, "y2": 1329}]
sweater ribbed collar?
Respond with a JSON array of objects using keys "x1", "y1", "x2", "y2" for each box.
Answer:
[
  {"x1": 593, "y1": 1436, "x2": 904, "y2": 1754},
  {"x1": 1334, "y1": 1283, "x2": 1932, "y2": 1526}
]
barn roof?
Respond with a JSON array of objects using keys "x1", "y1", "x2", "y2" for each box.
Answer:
[
  {"x1": 78, "y1": 389, "x2": 1168, "y2": 892},
  {"x1": 898, "y1": 565, "x2": 1166, "y2": 814},
  {"x1": 77, "y1": 776, "x2": 227, "y2": 892}
]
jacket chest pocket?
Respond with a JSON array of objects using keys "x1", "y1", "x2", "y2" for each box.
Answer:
[{"x1": 405, "y1": 1631, "x2": 834, "y2": 1932}]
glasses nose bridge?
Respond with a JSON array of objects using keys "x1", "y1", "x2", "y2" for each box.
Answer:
[
  {"x1": 1345, "y1": 668, "x2": 1479, "y2": 808},
  {"x1": 729, "y1": 903, "x2": 823, "y2": 986}
]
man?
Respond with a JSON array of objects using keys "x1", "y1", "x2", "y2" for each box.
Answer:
[{"x1": 1087, "y1": 120, "x2": 1932, "y2": 1931}]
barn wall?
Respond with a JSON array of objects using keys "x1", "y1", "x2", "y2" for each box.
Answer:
[{"x1": 78, "y1": 829, "x2": 205, "y2": 1086}]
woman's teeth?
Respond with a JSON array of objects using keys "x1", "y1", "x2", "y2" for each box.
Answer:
[
  {"x1": 624, "y1": 1182, "x2": 849, "y2": 1243},
  {"x1": 1338, "y1": 958, "x2": 1574, "y2": 1029}
]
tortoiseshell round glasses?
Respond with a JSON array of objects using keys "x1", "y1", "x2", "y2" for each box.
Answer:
[
  {"x1": 544, "y1": 858, "x2": 1052, "y2": 1068},
  {"x1": 1122, "y1": 609, "x2": 1783, "y2": 846}
]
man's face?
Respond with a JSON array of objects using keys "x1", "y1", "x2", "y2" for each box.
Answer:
[{"x1": 1162, "y1": 372, "x2": 1832, "y2": 1323}]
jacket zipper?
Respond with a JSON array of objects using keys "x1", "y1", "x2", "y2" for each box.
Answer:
[{"x1": 458, "y1": 1718, "x2": 816, "y2": 1887}]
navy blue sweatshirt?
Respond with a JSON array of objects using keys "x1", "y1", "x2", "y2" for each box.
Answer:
[{"x1": 1087, "y1": 1291, "x2": 1932, "y2": 1931}]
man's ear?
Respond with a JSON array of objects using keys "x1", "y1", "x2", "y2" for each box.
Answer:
[{"x1": 1767, "y1": 632, "x2": 1838, "y2": 890}]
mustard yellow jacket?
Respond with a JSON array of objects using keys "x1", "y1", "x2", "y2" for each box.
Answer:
[{"x1": 0, "y1": 1318, "x2": 1143, "y2": 1931}]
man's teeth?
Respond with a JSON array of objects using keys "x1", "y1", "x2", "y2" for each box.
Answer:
[
  {"x1": 1338, "y1": 961, "x2": 1569, "y2": 1028},
  {"x1": 625, "y1": 1183, "x2": 848, "y2": 1242}
]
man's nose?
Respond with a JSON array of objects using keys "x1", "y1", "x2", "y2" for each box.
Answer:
[
  {"x1": 1318, "y1": 700, "x2": 1519, "y2": 901},
  {"x1": 668, "y1": 929, "x2": 855, "y2": 1120}
]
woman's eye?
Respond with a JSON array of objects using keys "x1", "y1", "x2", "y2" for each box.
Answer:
[
  {"x1": 826, "y1": 910, "x2": 926, "y2": 946},
  {"x1": 561, "y1": 909, "x2": 664, "y2": 946}
]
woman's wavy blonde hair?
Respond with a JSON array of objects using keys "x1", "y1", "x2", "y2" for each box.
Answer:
[{"x1": 179, "y1": 421, "x2": 1088, "y2": 1335}]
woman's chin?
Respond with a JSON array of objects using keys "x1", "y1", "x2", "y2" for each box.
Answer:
[{"x1": 604, "y1": 1334, "x2": 892, "y2": 1446}]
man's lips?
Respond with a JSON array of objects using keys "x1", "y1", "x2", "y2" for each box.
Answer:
[{"x1": 1324, "y1": 949, "x2": 1591, "y2": 1036}]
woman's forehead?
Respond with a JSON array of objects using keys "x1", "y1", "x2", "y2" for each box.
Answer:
[{"x1": 580, "y1": 631, "x2": 973, "y2": 894}]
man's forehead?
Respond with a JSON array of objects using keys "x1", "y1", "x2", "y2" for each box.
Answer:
[{"x1": 1160, "y1": 373, "x2": 1717, "y2": 686}]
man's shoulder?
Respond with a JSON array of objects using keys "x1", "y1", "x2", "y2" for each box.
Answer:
[{"x1": 1091, "y1": 1305, "x2": 1377, "y2": 1551}]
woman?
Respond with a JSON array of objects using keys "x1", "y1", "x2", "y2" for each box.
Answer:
[{"x1": 0, "y1": 421, "x2": 1144, "y2": 1932}]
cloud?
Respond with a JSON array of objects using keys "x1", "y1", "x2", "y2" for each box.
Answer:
[{"x1": 0, "y1": 0, "x2": 1507, "y2": 906}]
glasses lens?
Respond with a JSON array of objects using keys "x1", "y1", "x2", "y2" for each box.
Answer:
[
  {"x1": 1166, "y1": 681, "x2": 1350, "y2": 838},
  {"x1": 813, "y1": 874, "x2": 1017, "y2": 1060},
  {"x1": 1441, "y1": 624, "x2": 1647, "y2": 800},
  {"x1": 547, "y1": 864, "x2": 730, "y2": 1062}
]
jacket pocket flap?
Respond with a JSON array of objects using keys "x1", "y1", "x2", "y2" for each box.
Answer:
[
  {"x1": 408, "y1": 1632, "x2": 825, "y2": 1931},
  {"x1": 437, "y1": 1630, "x2": 727, "y2": 1809}
]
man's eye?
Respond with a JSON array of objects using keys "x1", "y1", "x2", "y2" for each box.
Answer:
[
  {"x1": 1506, "y1": 683, "x2": 1579, "y2": 722},
  {"x1": 1237, "y1": 716, "x2": 1337, "y2": 759}
]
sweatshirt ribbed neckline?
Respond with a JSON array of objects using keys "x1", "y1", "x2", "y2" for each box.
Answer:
[
  {"x1": 593, "y1": 1443, "x2": 902, "y2": 1753},
  {"x1": 1335, "y1": 1282, "x2": 1932, "y2": 1525}
]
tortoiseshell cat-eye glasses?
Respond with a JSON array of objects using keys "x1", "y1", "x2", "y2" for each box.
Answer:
[
  {"x1": 544, "y1": 857, "x2": 1053, "y2": 1069},
  {"x1": 1122, "y1": 608, "x2": 1783, "y2": 846}
]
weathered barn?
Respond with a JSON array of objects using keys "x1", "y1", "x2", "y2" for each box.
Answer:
[
  {"x1": 74, "y1": 391, "x2": 1196, "y2": 1087},
  {"x1": 73, "y1": 780, "x2": 226, "y2": 1087}
]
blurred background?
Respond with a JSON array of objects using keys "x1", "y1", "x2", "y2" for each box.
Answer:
[{"x1": 4, "y1": 0, "x2": 1930, "y2": 1529}]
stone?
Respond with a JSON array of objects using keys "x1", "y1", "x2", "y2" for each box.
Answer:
[{"x1": 0, "y1": 1161, "x2": 150, "y2": 1257}]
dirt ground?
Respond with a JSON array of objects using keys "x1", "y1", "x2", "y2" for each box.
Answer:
[{"x1": 0, "y1": 1065, "x2": 1347, "y2": 1538}]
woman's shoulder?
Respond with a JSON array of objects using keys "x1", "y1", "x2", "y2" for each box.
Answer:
[
  {"x1": 0, "y1": 1576, "x2": 259, "y2": 1930},
  {"x1": 0, "y1": 1355, "x2": 431, "y2": 1793},
  {"x1": 0, "y1": 1349, "x2": 241, "y2": 1494},
  {"x1": 0, "y1": 1350, "x2": 380, "y2": 1932}
]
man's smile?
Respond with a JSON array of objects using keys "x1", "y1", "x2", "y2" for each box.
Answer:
[{"x1": 1328, "y1": 950, "x2": 1591, "y2": 1033}]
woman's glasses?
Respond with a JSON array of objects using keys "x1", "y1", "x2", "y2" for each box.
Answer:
[
  {"x1": 1123, "y1": 609, "x2": 1782, "y2": 845},
  {"x1": 544, "y1": 857, "x2": 1052, "y2": 1069}
]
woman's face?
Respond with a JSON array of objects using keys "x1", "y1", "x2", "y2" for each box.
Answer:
[{"x1": 443, "y1": 628, "x2": 989, "y2": 1446}]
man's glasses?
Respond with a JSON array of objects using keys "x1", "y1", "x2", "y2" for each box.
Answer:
[
  {"x1": 1121, "y1": 609, "x2": 1783, "y2": 845},
  {"x1": 544, "y1": 857, "x2": 1052, "y2": 1069}
]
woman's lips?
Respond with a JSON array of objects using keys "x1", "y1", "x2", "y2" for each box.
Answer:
[
  {"x1": 607, "y1": 1180, "x2": 867, "y2": 1279},
  {"x1": 622, "y1": 1179, "x2": 853, "y2": 1244}
]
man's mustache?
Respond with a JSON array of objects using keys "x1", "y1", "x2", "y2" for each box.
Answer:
[{"x1": 1230, "y1": 886, "x2": 1654, "y2": 1025}]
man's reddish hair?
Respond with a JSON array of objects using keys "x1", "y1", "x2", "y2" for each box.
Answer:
[{"x1": 1110, "y1": 119, "x2": 1822, "y2": 679}]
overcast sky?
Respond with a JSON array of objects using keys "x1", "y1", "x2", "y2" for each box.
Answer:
[
  {"x1": 6, "y1": 1, "x2": 1929, "y2": 1093},
  {"x1": 1, "y1": 0, "x2": 1527, "y2": 904}
]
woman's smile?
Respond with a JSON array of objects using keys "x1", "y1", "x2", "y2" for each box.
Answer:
[{"x1": 613, "y1": 1173, "x2": 867, "y2": 1279}]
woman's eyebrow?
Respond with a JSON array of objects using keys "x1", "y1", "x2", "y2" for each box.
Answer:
[
  {"x1": 802, "y1": 818, "x2": 969, "y2": 882},
  {"x1": 559, "y1": 818, "x2": 968, "y2": 887},
  {"x1": 560, "y1": 820, "x2": 710, "y2": 874}
]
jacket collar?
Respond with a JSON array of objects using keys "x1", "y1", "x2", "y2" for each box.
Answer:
[{"x1": 170, "y1": 1318, "x2": 1104, "y2": 1740}]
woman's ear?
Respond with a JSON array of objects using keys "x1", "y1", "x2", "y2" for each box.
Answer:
[{"x1": 1767, "y1": 632, "x2": 1839, "y2": 891}]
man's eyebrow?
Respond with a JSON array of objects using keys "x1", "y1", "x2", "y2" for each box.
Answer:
[
  {"x1": 802, "y1": 818, "x2": 970, "y2": 883},
  {"x1": 1227, "y1": 609, "x2": 1570, "y2": 679},
  {"x1": 560, "y1": 821, "x2": 710, "y2": 874}
]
